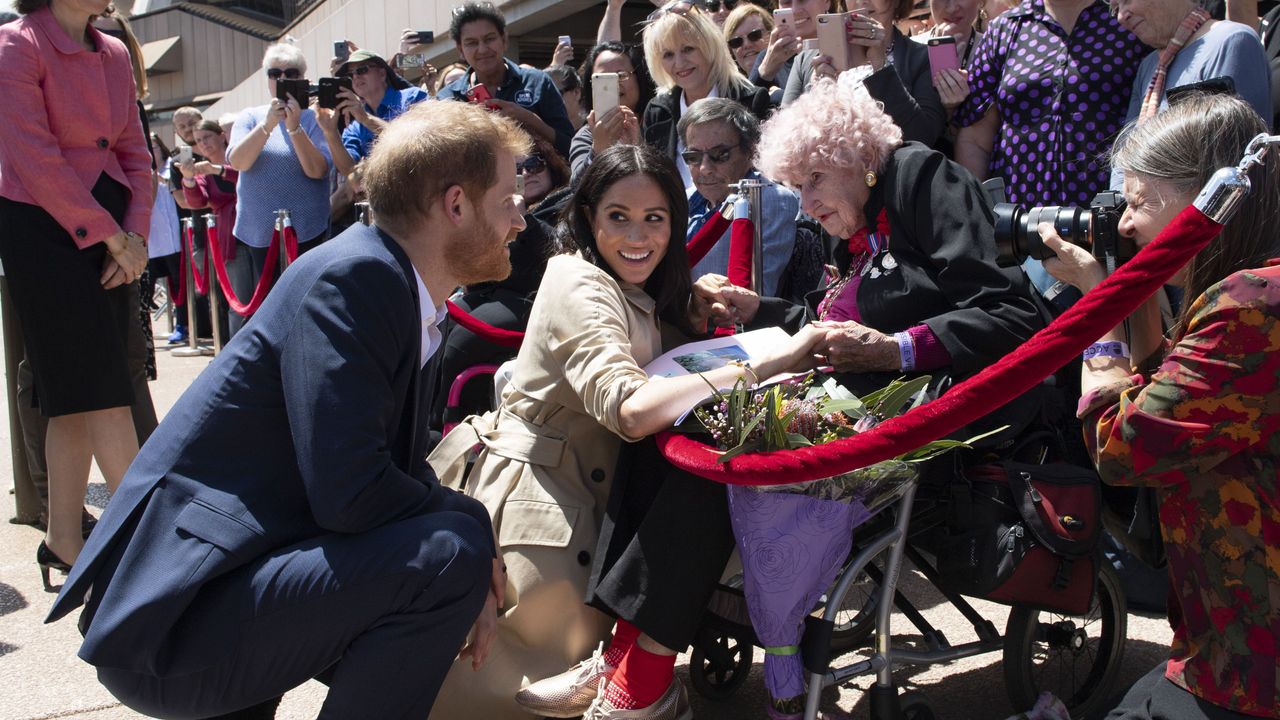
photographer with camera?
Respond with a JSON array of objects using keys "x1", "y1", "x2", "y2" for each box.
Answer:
[
  {"x1": 1041, "y1": 94, "x2": 1280, "y2": 720},
  {"x1": 316, "y1": 49, "x2": 427, "y2": 178}
]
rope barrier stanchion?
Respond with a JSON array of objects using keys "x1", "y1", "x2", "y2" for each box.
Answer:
[
  {"x1": 203, "y1": 212, "x2": 223, "y2": 355},
  {"x1": 172, "y1": 217, "x2": 214, "y2": 358},
  {"x1": 729, "y1": 179, "x2": 763, "y2": 292},
  {"x1": 275, "y1": 210, "x2": 289, "y2": 277}
]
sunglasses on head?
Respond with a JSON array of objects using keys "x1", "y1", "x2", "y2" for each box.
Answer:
[
  {"x1": 681, "y1": 144, "x2": 738, "y2": 165},
  {"x1": 646, "y1": 0, "x2": 698, "y2": 24},
  {"x1": 517, "y1": 155, "x2": 548, "y2": 174},
  {"x1": 727, "y1": 28, "x2": 766, "y2": 50},
  {"x1": 266, "y1": 67, "x2": 303, "y2": 79}
]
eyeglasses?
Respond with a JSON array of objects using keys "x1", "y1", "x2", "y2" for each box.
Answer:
[
  {"x1": 613, "y1": 71, "x2": 635, "y2": 82},
  {"x1": 701, "y1": 0, "x2": 738, "y2": 12},
  {"x1": 341, "y1": 64, "x2": 376, "y2": 77},
  {"x1": 517, "y1": 155, "x2": 548, "y2": 174},
  {"x1": 646, "y1": 0, "x2": 697, "y2": 24},
  {"x1": 265, "y1": 67, "x2": 303, "y2": 80},
  {"x1": 727, "y1": 28, "x2": 765, "y2": 50},
  {"x1": 680, "y1": 144, "x2": 739, "y2": 165}
]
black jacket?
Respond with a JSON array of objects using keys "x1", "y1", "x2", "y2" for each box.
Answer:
[
  {"x1": 641, "y1": 81, "x2": 773, "y2": 160},
  {"x1": 758, "y1": 142, "x2": 1048, "y2": 378}
]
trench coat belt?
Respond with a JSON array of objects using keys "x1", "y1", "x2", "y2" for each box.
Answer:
[{"x1": 431, "y1": 409, "x2": 568, "y2": 490}]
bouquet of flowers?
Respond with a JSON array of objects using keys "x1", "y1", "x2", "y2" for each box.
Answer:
[{"x1": 680, "y1": 372, "x2": 990, "y2": 717}]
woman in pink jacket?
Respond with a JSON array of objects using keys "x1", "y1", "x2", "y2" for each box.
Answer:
[{"x1": 0, "y1": 0, "x2": 153, "y2": 587}]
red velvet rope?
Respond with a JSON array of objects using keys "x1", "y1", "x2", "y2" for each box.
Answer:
[
  {"x1": 656, "y1": 206, "x2": 1224, "y2": 485},
  {"x1": 686, "y1": 212, "x2": 731, "y2": 266},
  {"x1": 446, "y1": 301, "x2": 525, "y2": 348},
  {"x1": 726, "y1": 217, "x2": 754, "y2": 289},
  {"x1": 282, "y1": 223, "x2": 299, "y2": 262},
  {"x1": 188, "y1": 223, "x2": 210, "y2": 296},
  {"x1": 208, "y1": 226, "x2": 281, "y2": 317}
]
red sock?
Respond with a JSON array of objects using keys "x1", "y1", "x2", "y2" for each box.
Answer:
[
  {"x1": 602, "y1": 620, "x2": 641, "y2": 667},
  {"x1": 606, "y1": 642, "x2": 676, "y2": 709}
]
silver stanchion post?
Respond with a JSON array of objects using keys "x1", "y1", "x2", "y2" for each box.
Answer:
[
  {"x1": 275, "y1": 209, "x2": 289, "y2": 276},
  {"x1": 203, "y1": 212, "x2": 223, "y2": 355},
  {"x1": 172, "y1": 216, "x2": 212, "y2": 357}
]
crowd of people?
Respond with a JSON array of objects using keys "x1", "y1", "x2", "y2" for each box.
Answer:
[{"x1": 0, "y1": 0, "x2": 1278, "y2": 719}]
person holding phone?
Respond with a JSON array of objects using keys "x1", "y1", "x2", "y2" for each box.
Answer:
[
  {"x1": 782, "y1": 0, "x2": 946, "y2": 147},
  {"x1": 225, "y1": 41, "x2": 331, "y2": 337},
  {"x1": 316, "y1": 49, "x2": 428, "y2": 178},
  {"x1": 0, "y1": 0, "x2": 153, "y2": 583},
  {"x1": 568, "y1": 41, "x2": 656, "y2": 184},
  {"x1": 744, "y1": 0, "x2": 830, "y2": 99},
  {"x1": 912, "y1": 0, "x2": 984, "y2": 113},
  {"x1": 436, "y1": 2, "x2": 576, "y2": 158}
]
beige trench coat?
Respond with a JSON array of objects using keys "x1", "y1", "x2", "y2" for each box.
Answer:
[{"x1": 427, "y1": 255, "x2": 665, "y2": 720}]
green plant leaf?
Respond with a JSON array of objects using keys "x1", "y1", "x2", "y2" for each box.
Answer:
[{"x1": 870, "y1": 375, "x2": 932, "y2": 417}]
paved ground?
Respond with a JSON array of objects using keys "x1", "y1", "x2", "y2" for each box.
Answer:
[{"x1": 0, "y1": 320, "x2": 1174, "y2": 720}]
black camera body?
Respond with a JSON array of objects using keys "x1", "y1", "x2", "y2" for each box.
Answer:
[{"x1": 985, "y1": 178, "x2": 1133, "y2": 269}]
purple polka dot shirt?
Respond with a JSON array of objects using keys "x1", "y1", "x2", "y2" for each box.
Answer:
[{"x1": 954, "y1": 0, "x2": 1148, "y2": 207}]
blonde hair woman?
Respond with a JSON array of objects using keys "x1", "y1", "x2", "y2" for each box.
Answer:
[{"x1": 641, "y1": 2, "x2": 771, "y2": 188}]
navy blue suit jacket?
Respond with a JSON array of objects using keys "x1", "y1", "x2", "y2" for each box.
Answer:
[{"x1": 47, "y1": 223, "x2": 494, "y2": 676}]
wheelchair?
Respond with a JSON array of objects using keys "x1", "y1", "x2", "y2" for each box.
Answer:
[{"x1": 687, "y1": 389, "x2": 1128, "y2": 720}]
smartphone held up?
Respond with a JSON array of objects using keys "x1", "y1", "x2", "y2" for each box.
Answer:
[{"x1": 592, "y1": 72, "x2": 620, "y2": 117}]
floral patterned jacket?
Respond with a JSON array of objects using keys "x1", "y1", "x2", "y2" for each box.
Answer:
[{"x1": 1078, "y1": 263, "x2": 1280, "y2": 718}]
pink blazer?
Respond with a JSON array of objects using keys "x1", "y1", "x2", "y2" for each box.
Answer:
[{"x1": 0, "y1": 8, "x2": 153, "y2": 249}]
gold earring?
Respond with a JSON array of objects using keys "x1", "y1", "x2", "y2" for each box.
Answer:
[{"x1": 864, "y1": 171, "x2": 877, "y2": 187}]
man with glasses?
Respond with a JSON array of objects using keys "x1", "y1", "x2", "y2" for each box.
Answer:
[
  {"x1": 317, "y1": 49, "x2": 429, "y2": 178},
  {"x1": 680, "y1": 98, "x2": 807, "y2": 299},
  {"x1": 436, "y1": 2, "x2": 576, "y2": 158}
]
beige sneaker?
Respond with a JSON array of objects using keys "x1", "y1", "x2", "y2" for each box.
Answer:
[
  {"x1": 514, "y1": 644, "x2": 615, "y2": 718},
  {"x1": 584, "y1": 677, "x2": 693, "y2": 720}
]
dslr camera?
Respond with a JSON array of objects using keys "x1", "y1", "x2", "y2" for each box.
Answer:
[{"x1": 983, "y1": 179, "x2": 1134, "y2": 269}]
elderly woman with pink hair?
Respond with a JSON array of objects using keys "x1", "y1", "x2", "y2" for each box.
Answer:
[{"x1": 715, "y1": 78, "x2": 1047, "y2": 717}]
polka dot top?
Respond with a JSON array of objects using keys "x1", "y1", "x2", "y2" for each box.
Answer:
[{"x1": 953, "y1": 0, "x2": 1148, "y2": 208}]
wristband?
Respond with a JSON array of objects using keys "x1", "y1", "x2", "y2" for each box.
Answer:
[
  {"x1": 729, "y1": 359, "x2": 758, "y2": 385},
  {"x1": 1082, "y1": 341, "x2": 1130, "y2": 361},
  {"x1": 259, "y1": 123, "x2": 272, "y2": 138},
  {"x1": 287, "y1": 126, "x2": 304, "y2": 135},
  {"x1": 894, "y1": 331, "x2": 916, "y2": 372}
]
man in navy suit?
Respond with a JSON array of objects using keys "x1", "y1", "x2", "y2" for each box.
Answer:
[{"x1": 46, "y1": 101, "x2": 532, "y2": 719}]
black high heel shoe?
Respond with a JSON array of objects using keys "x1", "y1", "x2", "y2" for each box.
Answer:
[{"x1": 37, "y1": 542, "x2": 72, "y2": 593}]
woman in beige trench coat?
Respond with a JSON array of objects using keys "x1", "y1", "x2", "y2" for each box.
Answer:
[{"x1": 426, "y1": 145, "x2": 822, "y2": 720}]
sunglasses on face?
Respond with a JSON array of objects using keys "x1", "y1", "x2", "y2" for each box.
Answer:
[
  {"x1": 681, "y1": 144, "x2": 738, "y2": 165},
  {"x1": 265, "y1": 67, "x2": 303, "y2": 79},
  {"x1": 341, "y1": 64, "x2": 377, "y2": 77},
  {"x1": 517, "y1": 155, "x2": 548, "y2": 175},
  {"x1": 727, "y1": 28, "x2": 766, "y2": 50},
  {"x1": 702, "y1": 0, "x2": 737, "y2": 12}
]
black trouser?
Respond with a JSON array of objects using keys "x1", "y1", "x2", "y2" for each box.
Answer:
[{"x1": 587, "y1": 437, "x2": 736, "y2": 651}]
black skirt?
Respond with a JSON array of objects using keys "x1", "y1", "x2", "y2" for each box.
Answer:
[{"x1": 0, "y1": 174, "x2": 134, "y2": 417}]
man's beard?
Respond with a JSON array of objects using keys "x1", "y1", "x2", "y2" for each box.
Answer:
[{"x1": 445, "y1": 213, "x2": 515, "y2": 286}]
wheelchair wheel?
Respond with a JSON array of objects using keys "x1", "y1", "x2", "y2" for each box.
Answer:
[
  {"x1": 898, "y1": 690, "x2": 936, "y2": 720},
  {"x1": 689, "y1": 630, "x2": 754, "y2": 701},
  {"x1": 824, "y1": 557, "x2": 883, "y2": 652},
  {"x1": 1001, "y1": 563, "x2": 1127, "y2": 719}
]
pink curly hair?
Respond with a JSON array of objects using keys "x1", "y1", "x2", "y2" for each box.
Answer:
[{"x1": 755, "y1": 79, "x2": 903, "y2": 187}]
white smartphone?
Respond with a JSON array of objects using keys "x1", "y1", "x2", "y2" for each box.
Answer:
[
  {"x1": 773, "y1": 8, "x2": 794, "y2": 27},
  {"x1": 592, "y1": 72, "x2": 620, "y2": 117},
  {"x1": 816, "y1": 12, "x2": 855, "y2": 72},
  {"x1": 558, "y1": 34, "x2": 572, "y2": 46},
  {"x1": 177, "y1": 145, "x2": 193, "y2": 164}
]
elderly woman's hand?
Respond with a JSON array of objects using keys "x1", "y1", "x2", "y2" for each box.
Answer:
[
  {"x1": 282, "y1": 97, "x2": 304, "y2": 134},
  {"x1": 812, "y1": 319, "x2": 900, "y2": 372},
  {"x1": 1040, "y1": 222, "x2": 1107, "y2": 294},
  {"x1": 692, "y1": 274, "x2": 762, "y2": 328},
  {"x1": 759, "y1": 25, "x2": 801, "y2": 81}
]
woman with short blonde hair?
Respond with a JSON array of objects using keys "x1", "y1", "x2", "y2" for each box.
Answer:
[{"x1": 640, "y1": 3, "x2": 771, "y2": 188}]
